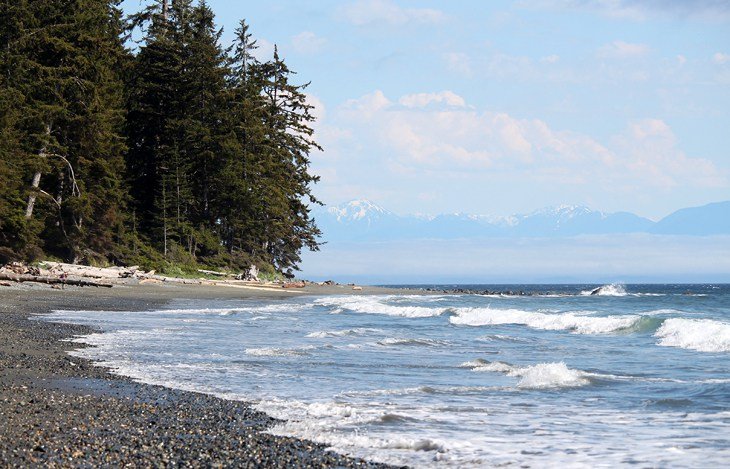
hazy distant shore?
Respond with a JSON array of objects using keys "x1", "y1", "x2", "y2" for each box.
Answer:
[{"x1": 0, "y1": 283, "x2": 401, "y2": 467}]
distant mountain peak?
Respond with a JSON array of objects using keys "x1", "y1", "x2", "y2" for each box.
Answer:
[
  {"x1": 529, "y1": 205, "x2": 596, "y2": 217},
  {"x1": 326, "y1": 199, "x2": 393, "y2": 223}
]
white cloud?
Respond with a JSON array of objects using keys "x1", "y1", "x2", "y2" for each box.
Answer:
[
  {"x1": 338, "y1": 0, "x2": 446, "y2": 26},
  {"x1": 252, "y1": 38, "x2": 275, "y2": 61},
  {"x1": 291, "y1": 31, "x2": 326, "y2": 55},
  {"x1": 399, "y1": 91, "x2": 466, "y2": 108},
  {"x1": 524, "y1": 0, "x2": 651, "y2": 20},
  {"x1": 306, "y1": 94, "x2": 352, "y2": 160},
  {"x1": 597, "y1": 40, "x2": 650, "y2": 59},
  {"x1": 343, "y1": 90, "x2": 392, "y2": 115},
  {"x1": 520, "y1": 1, "x2": 730, "y2": 22},
  {"x1": 305, "y1": 94, "x2": 327, "y2": 124},
  {"x1": 713, "y1": 52, "x2": 730, "y2": 65},
  {"x1": 613, "y1": 119, "x2": 725, "y2": 188},
  {"x1": 676, "y1": 54, "x2": 687, "y2": 66},
  {"x1": 334, "y1": 90, "x2": 725, "y2": 190}
]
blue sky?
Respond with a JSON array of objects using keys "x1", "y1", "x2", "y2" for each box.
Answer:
[{"x1": 122, "y1": 0, "x2": 730, "y2": 220}]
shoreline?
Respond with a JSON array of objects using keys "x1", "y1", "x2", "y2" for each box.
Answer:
[{"x1": 0, "y1": 282, "x2": 404, "y2": 467}]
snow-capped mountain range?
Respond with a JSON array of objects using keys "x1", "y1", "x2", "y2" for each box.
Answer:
[{"x1": 312, "y1": 200, "x2": 730, "y2": 242}]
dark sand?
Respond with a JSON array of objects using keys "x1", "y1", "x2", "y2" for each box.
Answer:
[{"x1": 0, "y1": 282, "x2": 406, "y2": 467}]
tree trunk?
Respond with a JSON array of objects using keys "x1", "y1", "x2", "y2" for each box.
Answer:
[
  {"x1": 24, "y1": 123, "x2": 51, "y2": 219},
  {"x1": 24, "y1": 171, "x2": 42, "y2": 218},
  {"x1": 163, "y1": 181, "x2": 168, "y2": 258}
]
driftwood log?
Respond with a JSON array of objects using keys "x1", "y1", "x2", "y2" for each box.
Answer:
[
  {"x1": 0, "y1": 272, "x2": 112, "y2": 288},
  {"x1": 39, "y1": 261, "x2": 140, "y2": 279},
  {"x1": 198, "y1": 269, "x2": 230, "y2": 277},
  {"x1": 282, "y1": 281, "x2": 306, "y2": 289}
]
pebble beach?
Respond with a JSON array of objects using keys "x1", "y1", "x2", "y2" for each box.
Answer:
[{"x1": 0, "y1": 283, "x2": 399, "y2": 467}]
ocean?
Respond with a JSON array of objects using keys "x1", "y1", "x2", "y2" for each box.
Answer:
[{"x1": 42, "y1": 284, "x2": 730, "y2": 467}]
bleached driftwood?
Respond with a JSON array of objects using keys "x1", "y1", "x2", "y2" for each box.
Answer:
[
  {"x1": 141, "y1": 274, "x2": 206, "y2": 285},
  {"x1": 39, "y1": 261, "x2": 140, "y2": 279},
  {"x1": 198, "y1": 265, "x2": 260, "y2": 281},
  {"x1": 0, "y1": 272, "x2": 112, "y2": 288},
  {"x1": 197, "y1": 269, "x2": 230, "y2": 277}
]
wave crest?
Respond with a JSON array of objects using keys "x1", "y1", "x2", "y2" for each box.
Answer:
[
  {"x1": 449, "y1": 307, "x2": 641, "y2": 334},
  {"x1": 461, "y1": 360, "x2": 591, "y2": 389},
  {"x1": 655, "y1": 318, "x2": 730, "y2": 353},
  {"x1": 581, "y1": 283, "x2": 627, "y2": 296},
  {"x1": 510, "y1": 362, "x2": 591, "y2": 389},
  {"x1": 245, "y1": 345, "x2": 322, "y2": 357},
  {"x1": 377, "y1": 337, "x2": 449, "y2": 347},
  {"x1": 314, "y1": 296, "x2": 445, "y2": 318},
  {"x1": 306, "y1": 328, "x2": 382, "y2": 338}
]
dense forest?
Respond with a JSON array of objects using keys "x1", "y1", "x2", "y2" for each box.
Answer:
[{"x1": 0, "y1": 0, "x2": 321, "y2": 277}]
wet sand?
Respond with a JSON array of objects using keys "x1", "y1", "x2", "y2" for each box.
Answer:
[{"x1": 0, "y1": 282, "x2": 405, "y2": 467}]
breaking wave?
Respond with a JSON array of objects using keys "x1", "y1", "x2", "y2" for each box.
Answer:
[
  {"x1": 314, "y1": 296, "x2": 446, "y2": 318},
  {"x1": 376, "y1": 337, "x2": 450, "y2": 347},
  {"x1": 245, "y1": 345, "x2": 325, "y2": 357},
  {"x1": 449, "y1": 307, "x2": 643, "y2": 334},
  {"x1": 581, "y1": 283, "x2": 627, "y2": 296},
  {"x1": 306, "y1": 328, "x2": 382, "y2": 338},
  {"x1": 655, "y1": 318, "x2": 730, "y2": 353},
  {"x1": 512, "y1": 362, "x2": 591, "y2": 389},
  {"x1": 461, "y1": 360, "x2": 591, "y2": 389}
]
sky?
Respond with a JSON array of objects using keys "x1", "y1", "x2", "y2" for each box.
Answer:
[{"x1": 121, "y1": 0, "x2": 730, "y2": 220}]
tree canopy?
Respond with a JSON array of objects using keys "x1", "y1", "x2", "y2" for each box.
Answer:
[{"x1": 0, "y1": 0, "x2": 321, "y2": 276}]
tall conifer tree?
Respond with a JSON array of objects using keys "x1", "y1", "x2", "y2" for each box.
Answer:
[{"x1": 0, "y1": 0, "x2": 130, "y2": 262}]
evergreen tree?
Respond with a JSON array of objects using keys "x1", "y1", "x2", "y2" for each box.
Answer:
[
  {"x1": 1, "y1": 0, "x2": 322, "y2": 274},
  {"x1": 181, "y1": 1, "x2": 231, "y2": 256},
  {"x1": 221, "y1": 19, "x2": 268, "y2": 263},
  {"x1": 0, "y1": 0, "x2": 130, "y2": 263},
  {"x1": 125, "y1": 0, "x2": 190, "y2": 258},
  {"x1": 257, "y1": 46, "x2": 322, "y2": 273}
]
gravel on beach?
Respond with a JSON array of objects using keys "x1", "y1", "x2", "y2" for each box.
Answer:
[{"x1": 0, "y1": 284, "x2": 397, "y2": 468}]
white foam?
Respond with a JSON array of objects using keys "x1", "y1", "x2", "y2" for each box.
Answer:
[
  {"x1": 459, "y1": 359, "x2": 489, "y2": 368},
  {"x1": 655, "y1": 318, "x2": 730, "y2": 353},
  {"x1": 314, "y1": 296, "x2": 445, "y2": 318},
  {"x1": 383, "y1": 438, "x2": 445, "y2": 452},
  {"x1": 376, "y1": 337, "x2": 449, "y2": 347},
  {"x1": 509, "y1": 362, "x2": 591, "y2": 389},
  {"x1": 306, "y1": 328, "x2": 382, "y2": 338},
  {"x1": 244, "y1": 345, "x2": 321, "y2": 357},
  {"x1": 449, "y1": 307, "x2": 640, "y2": 334},
  {"x1": 476, "y1": 334, "x2": 529, "y2": 343},
  {"x1": 461, "y1": 360, "x2": 591, "y2": 389},
  {"x1": 257, "y1": 398, "x2": 453, "y2": 466},
  {"x1": 580, "y1": 283, "x2": 627, "y2": 296},
  {"x1": 473, "y1": 362, "x2": 514, "y2": 373},
  {"x1": 154, "y1": 303, "x2": 310, "y2": 315}
]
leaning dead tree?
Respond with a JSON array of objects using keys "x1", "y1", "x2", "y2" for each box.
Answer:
[{"x1": 24, "y1": 123, "x2": 81, "y2": 222}]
